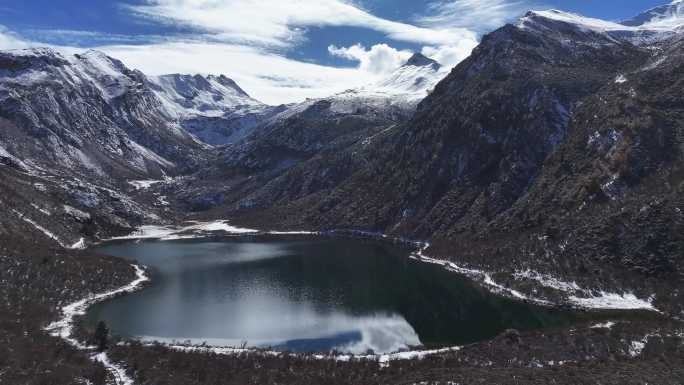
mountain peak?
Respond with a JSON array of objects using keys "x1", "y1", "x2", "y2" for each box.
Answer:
[
  {"x1": 621, "y1": 0, "x2": 684, "y2": 28},
  {"x1": 1, "y1": 47, "x2": 68, "y2": 63},
  {"x1": 403, "y1": 53, "x2": 440, "y2": 70},
  {"x1": 517, "y1": 5, "x2": 684, "y2": 45},
  {"x1": 0, "y1": 47, "x2": 70, "y2": 71},
  {"x1": 74, "y1": 49, "x2": 129, "y2": 74},
  {"x1": 519, "y1": 9, "x2": 628, "y2": 32}
]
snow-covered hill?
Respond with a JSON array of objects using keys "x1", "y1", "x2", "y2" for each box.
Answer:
[
  {"x1": 0, "y1": 48, "x2": 206, "y2": 179},
  {"x1": 148, "y1": 73, "x2": 280, "y2": 145},
  {"x1": 518, "y1": 2, "x2": 684, "y2": 45},
  {"x1": 151, "y1": 73, "x2": 262, "y2": 119},
  {"x1": 266, "y1": 53, "x2": 444, "y2": 124}
]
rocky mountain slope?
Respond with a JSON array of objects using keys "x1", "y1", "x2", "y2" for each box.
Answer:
[
  {"x1": 175, "y1": 6, "x2": 684, "y2": 314},
  {"x1": 2, "y1": 6, "x2": 680, "y2": 312},
  {"x1": 0, "y1": 49, "x2": 210, "y2": 180},
  {"x1": 150, "y1": 73, "x2": 281, "y2": 145},
  {"x1": 1, "y1": 2, "x2": 684, "y2": 385},
  {"x1": 0, "y1": 47, "x2": 448, "y2": 244},
  {"x1": 172, "y1": 53, "x2": 446, "y2": 210}
]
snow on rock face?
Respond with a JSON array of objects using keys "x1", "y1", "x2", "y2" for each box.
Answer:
[
  {"x1": 70, "y1": 50, "x2": 135, "y2": 101},
  {"x1": 149, "y1": 73, "x2": 279, "y2": 145},
  {"x1": 0, "y1": 143, "x2": 29, "y2": 171},
  {"x1": 622, "y1": 1, "x2": 684, "y2": 29},
  {"x1": 0, "y1": 47, "x2": 204, "y2": 177},
  {"x1": 150, "y1": 73, "x2": 264, "y2": 119},
  {"x1": 519, "y1": 10, "x2": 632, "y2": 34},
  {"x1": 268, "y1": 53, "x2": 445, "y2": 122},
  {"x1": 518, "y1": 7, "x2": 684, "y2": 45},
  {"x1": 370, "y1": 53, "x2": 442, "y2": 97},
  {"x1": 109, "y1": 220, "x2": 258, "y2": 241},
  {"x1": 569, "y1": 292, "x2": 657, "y2": 311}
]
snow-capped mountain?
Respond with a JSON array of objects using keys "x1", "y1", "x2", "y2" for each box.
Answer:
[
  {"x1": 266, "y1": 53, "x2": 443, "y2": 124},
  {"x1": 179, "y1": 3, "x2": 684, "y2": 322},
  {"x1": 0, "y1": 48, "x2": 207, "y2": 179},
  {"x1": 149, "y1": 73, "x2": 279, "y2": 145},
  {"x1": 169, "y1": 52, "x2": 446, "y2": 212},
  {"x1": 338, "y1": 52, "x2": 442, "y2": 104},
  {"x1": 518, "y1": 3, "x2": 684, "y2": 45},
  {"x1": 151, "y1": 73, "x2": 262, "y2": 119},
  {"x1": 621, "y1": 0, "x2": 684, "y2": 28}
]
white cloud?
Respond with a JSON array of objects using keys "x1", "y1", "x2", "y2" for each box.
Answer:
[
  {"x1": 421, "y1": 40, "x2": 478, "y2": 69},
  {"x1": 328, "y1": 43, "x2": 413, "y2": 75},
  {"x1": 0, "y1": 0, "x2": 492, "y2": 105},
  {"x1": 327, "y1": 41, "x2": 478, "y2": 78},
  {"x1": 100, "y1": 42, "x2": 378, "y2": 105},
  {"x1": 0, "y1": 25, "x2": 30, "y2": 50},
  {"x1": 419, "y1": 0, "x2": 540, "y2": 33},
  {"x1": 128, "y1": 0, "x2": 476, "y2": 48},
  {"x1": 122, "y1": 0, "x2": 482, "y2": 102}
]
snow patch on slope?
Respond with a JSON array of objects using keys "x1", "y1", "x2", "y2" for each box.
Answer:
[
  {"x1": 11, "y1": 209, "x2": 66, "y2": 248},
  {"x1": 266, "y1": 53, "x2": 441, "y2": 122},
  {"x1": 70, "y1": 238, "x2": 86, "y2": 250},
  {"x1": 151, "y1": 74, "x2": 264, "y2": 119},
  {"x1": 569, "y1": 292, "x2": 656, "y2": 310},
  {"x1": 412, "y1": 243, "x2": 657, "y2": 311},
  {"x1": 109, "y1": 220, "x2": 258, "y2": 241},
  {"x1": 520, "y1": 10, "x2": 632, "y2": 33},
  {"x1": 518, "y1": 7, "x2": 684, "y2": 44},
  {"x1": 70, "y1": 50, "x2": 134, "y2": 101},
  {"x1": 45, "y1": 264, "x2": 148, "y2": 385},
  {"x1": 0, "y1": 144, "x2": 30, "y2": 171},
  {"x1": 166, "y1": 342, "x2": 460, "y2": 368},
  {"x1": 128, "y1": 179, "x2": 165, "y2": 190}
]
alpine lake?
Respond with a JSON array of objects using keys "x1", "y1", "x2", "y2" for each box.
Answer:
[{"x1": 85, "y1": 235, "x2": 628, "y2": 354}]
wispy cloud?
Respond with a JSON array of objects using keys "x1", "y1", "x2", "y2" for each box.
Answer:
[
  {"x1": 0, "y1": 25, "x2": 30, "y2": 50},
  {"x1": 20, "y1": 29, "x2": 166, "y2": 47},
  {"x1": 127, "y1": 0, "x2": 477, "y2": 48},
  {"x1": 419, "y1": 0, "x2": 542, "y2": 33},
  {"x1": 100, "y1": 42, "x2": 379, "y2": 105},
  {"x1": 0, "y1": 0, "x2": 503, "y2": 104}
]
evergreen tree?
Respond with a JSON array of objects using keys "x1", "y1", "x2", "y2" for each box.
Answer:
[{"x1": 93, "y1": 321, "x2": 109, "y2": 352}]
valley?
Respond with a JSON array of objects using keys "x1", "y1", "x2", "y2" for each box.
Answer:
[{"x1": 1, "y1": 2, "x2": 684, "y2": 384}]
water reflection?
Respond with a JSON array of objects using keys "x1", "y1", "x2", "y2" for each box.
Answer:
[{"x1": 87, "y1": 237, "x2": 579, "y2": 353}]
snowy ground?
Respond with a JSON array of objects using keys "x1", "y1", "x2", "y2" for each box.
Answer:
[
  {"x1": 107, "y1": 220, "x2": 322, "y2": 241},
  {"x1": 48, "y1": 221, "x2": 663, "y2": 380},
  {"x1": 164, "y1": 342, "x2": 461, "y2": 368},
  {"x1": 411, "y1": 243, "x2": 658, "y2": 312},
  {"x1": 45, "y1": 264, "x2": 149, "y2": 385}
]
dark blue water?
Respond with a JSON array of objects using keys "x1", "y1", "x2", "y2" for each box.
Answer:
[{"x1": 87, "y1": 237, "x2": 580, "y2": 354}]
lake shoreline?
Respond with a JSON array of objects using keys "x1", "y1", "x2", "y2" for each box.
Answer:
[
  {"x1": 39, "y1": 223, "x2": 682, "y2": 385},
  {"x1": 76, "y1": 226, "x2": 664, "y2": 353},
  {"x1": 95, "y1": 220, "x2": 663, "y2": 314}
]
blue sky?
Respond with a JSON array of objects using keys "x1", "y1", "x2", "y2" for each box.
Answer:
[{"x1": 0, "y1": 1, "x2": 671, "y2": 103}]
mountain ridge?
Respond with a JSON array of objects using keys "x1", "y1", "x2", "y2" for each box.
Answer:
[
  {"x1": 2, "y1": 2, "x2": 684, "y2": 384},
  {"x1": 173, "y1": 3, "x2": 683, "y2": 315}
]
